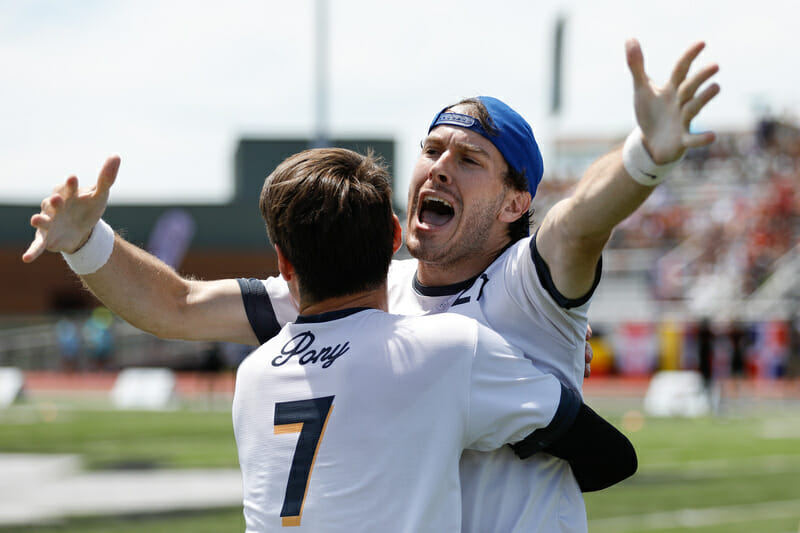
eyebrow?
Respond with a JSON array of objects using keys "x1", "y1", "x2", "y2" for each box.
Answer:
[
  {"x1": 423, "y1": 134, "x2": 491, "y2": 159},
  {"x1": 458, "y1": 142, "x2": 491, "y2": 158}
]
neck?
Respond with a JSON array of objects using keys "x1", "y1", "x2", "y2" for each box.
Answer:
[
  {"x1": 415, "y1": 240, "x2": 511, "y2": 287},
  {"x1": 298, "y1": 284, "x2": 389, "y2": 316}
]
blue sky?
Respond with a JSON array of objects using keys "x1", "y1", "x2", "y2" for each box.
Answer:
[{"x1": 2, "y1": 0, "x2": 797, "y2": 207}]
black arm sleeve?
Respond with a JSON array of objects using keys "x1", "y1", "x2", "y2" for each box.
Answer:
[
  {"x1": 512, "y1": 400, "x2": 638, "y2": 492},
  {"x1": 236, "y1": 278, "x2": 281, "y2": 345}
]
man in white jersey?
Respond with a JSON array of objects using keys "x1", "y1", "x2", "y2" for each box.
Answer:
[
  {"x1": 237, "y1": 39, "x2": 718, "y2": 532},
  {"x1": 24, "y1": 39, "x2": 716, "y2": 531},
  {"x1": 234, "y1": 147, "x2": 635, "y2": 531}
]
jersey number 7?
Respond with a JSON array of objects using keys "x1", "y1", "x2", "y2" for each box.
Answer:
[{"x1": 274, "y1": 396, "x2": 335, "y2": 527}]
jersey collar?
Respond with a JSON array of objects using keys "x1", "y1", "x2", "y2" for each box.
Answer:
[
  {"x1": 411, "y1": 240, "x2": 517, "y2": 297},
  {"x1": 296, "y1": 307, "x2": 373, "y2": 324},
  {"x1": 412, "y1": 273, "x2": 480, "y2": 297}
]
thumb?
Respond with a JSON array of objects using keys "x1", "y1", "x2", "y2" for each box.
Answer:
[
  {"x1": 625, "y1": 38, "x2": 647, "y2": 88},
  {"x1": 95, "y1": 155, "x2": 121, "y2": 195},
  {"x1": 22, "y1": 232, "x2": 47, "y2": 263}
]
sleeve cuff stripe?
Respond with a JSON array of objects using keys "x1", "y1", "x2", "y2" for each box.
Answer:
[
  {"x1": 510, "y1": 383, "x2": 582, "y2": 458},
  {"x1": 529, "y1": 232, "x2": 602, "y2": 309},
  {"x1": 237, "y1": 278, "x2": 281, "y2": 345}
]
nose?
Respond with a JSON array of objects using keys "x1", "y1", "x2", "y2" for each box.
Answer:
[{"x1": 428, "y1": 150, "x2": 454, "y2": 186}]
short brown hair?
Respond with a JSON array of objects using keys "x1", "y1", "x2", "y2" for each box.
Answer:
[
  {"x1": 260, "y1": 148, "x2": 394, "y2": 304},
  {"x1": 448, "y1": 97, "x2": 533, "y2": 242}
]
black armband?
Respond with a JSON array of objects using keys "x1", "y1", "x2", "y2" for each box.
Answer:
[{"x1": 539, "y1": 403, "x2": 638, "y2": 492}]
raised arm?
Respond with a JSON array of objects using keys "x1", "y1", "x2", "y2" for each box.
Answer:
[
  {"x1": 23, "y1": 156, "x2": 259, "y2": 345},
  {"x1": 536, "y1": 39, "x2": 720, "y2": 298}
]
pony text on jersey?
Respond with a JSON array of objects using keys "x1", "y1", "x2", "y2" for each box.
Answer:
[{"x1": 273, "y1": 331, "x2": 350, "y2": 369}]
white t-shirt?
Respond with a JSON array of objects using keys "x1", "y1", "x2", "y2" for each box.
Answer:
[
  {"x1": 238, "y1": 235, "x2": 601, "y2": 533},
  {"x1": 232, "y1": 307, "x2": 576, "y2": 533}
]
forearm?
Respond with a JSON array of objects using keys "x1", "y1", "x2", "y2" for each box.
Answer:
[
  {"x1": 79, "y1": 235, "x2": 257, "y2": 345},
  {"x1": 544, "y1": 146, "x2": 653, "y2": 256},
  {"x1": 564, "y1": 147, "x2": 654, "y2": 242},
  {"x1": 536, "y1": 147, "x2": 653, "y2": 297},
  {"x1": 80, "y1": 235, "x2": 191, "y2": 338},
  {"x1": 25, "y1": 156, "x2": 258, "y2": 346}
]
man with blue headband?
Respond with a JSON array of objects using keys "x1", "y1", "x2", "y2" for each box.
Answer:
[{"x1": 26, "y1": 38, "x2": 718, "y2": 532}]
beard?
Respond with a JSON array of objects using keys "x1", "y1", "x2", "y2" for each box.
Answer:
[{"x1": 407, "y1": 193, "x2": 503, "y2": 270}]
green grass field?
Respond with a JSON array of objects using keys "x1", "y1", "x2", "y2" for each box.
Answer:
[
  {"x1": 0, "y1": 402, "x2": 238, "y2": 470},
  {"x1": 1, "y1": 396, "x2": 799, "y2": 532},
  {"x1": 585, "y1": 408, "x2": 800, "y2": 533}
]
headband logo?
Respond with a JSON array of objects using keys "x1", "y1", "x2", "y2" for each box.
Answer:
[
  {"x1": 436, "y1": 112, "x2": 477, "y2": 128},
  {"x1": 431, "y1": 112, "x2": 491, "y2": 139}
]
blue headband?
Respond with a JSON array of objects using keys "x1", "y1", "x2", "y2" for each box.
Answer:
[{"x1": 428, "y1": 96, "x2": 544, "y2": 199}]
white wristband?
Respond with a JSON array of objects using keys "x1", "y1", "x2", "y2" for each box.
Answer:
[
  {"x1": 61, "y1": 219, "x2": 115, "y2": 275},
  {"x1": 622, "y1": 128, "x2": 678, "y2": 186}
]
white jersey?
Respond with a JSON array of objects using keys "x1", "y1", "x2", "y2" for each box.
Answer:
[
  {"x1": 238, "y1": 235, "x2": 601, "y2": 533},
  {"x1": 232, "y1": 307, "x2": 574, "y2": 533}
]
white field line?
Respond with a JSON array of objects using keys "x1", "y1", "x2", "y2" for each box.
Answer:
[
  {"x1": 643, "y1": 454, "x2": 800, "y2": 480},
  {"x1": 588, "y1": 498, "x2": 800, "y2": 532},
  {"x1": 760, "y1": 418, "x2": 800, "y2": 439}
]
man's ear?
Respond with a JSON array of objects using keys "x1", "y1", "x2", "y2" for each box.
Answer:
[
  {"x1": 275, "y1": 245, "x2": 295, "y2": 281},
  {"x1": 499, "y1": 189, "x2": 532, "y2": 224},
  {"x1": 391, "y1": 213, "x2": 403, "y2": 253}
]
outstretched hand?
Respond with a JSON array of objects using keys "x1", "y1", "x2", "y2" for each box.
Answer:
[
  {"x1": 626, "y1": 39, "x2": 720, "y2": 164},
  {"x1": 22, "y1": 155, "x2": 120, "y2": 263}
]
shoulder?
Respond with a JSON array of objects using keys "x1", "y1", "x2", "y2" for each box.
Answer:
[
  {"x1": 387, "y1": 258, "x2": 424, "y2": 312},
  {"x1": 393, "y1": 312, "x2": 481, "y2": 346},
  {"x1": 237, "y1": 275, "x2": 291, "y2": 298},
  {"x1": 484, "y1": 236, "x2": 534, "y2": 276},
  {"x1": 396, "y1": 310, "x2": 478, "y2": 330}
]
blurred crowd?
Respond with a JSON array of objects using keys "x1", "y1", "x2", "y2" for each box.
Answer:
[
  {"x1": 534, "y1": 116, "x2": 800, "y2": 381},
  {"x1": 537, "y1": 116, "x2": 800, "y2": 303},
  {"x1": 588, "y1": 315, "x2": 800, "y2": 381},
  {"x1": 56, "y1": 307, "x2": 115, "y2": 372}
]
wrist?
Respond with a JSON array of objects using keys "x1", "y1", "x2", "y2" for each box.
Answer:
[
  {"x1": 622, "y1": 128, "x2": 679, "y2": 186},
  {"x1": 71, "y1": 231, "x2": 93, "y2": 254},
  {"x1": 61, "y1": 219, "x2": 115, "y2": 275}
]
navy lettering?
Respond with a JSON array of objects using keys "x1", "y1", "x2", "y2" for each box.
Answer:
[{"x1": 273, "y1": 331, "x2": 349, "y2": 369}]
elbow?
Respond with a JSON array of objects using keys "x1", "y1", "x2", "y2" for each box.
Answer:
[
  {"x1": 551, "y1": 197, "x2": 613, "y2": 244},
  {"x1": 541, "y1": 202, "x2": 610, "y2": 266},
  {"x1": 140, "y1": 321, "x2": 184, "y2": 341},
  {"x1": 533, "y1": 400, "x2": 639, "y2": 493},
  {"x1": 577, "y1": 434, "x2": 638, "y2": 493},
  {"x1": 129, "y1": 311, "x2": 183, "y2": 340},
  {"x1": 131, "y1": 287, "x2": 196, "y2": 341},
  {"x1": 145, "y1": 301, "x2": 194, "y2": 340},
  {"x1": 622, "y1": 436, "x2": 638, "y2": 480},
  {"x1": 560, "y1": 224, "x2": 612, "y2": 260}
]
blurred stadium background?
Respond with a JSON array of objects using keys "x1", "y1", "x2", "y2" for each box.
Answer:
[{"x1": 2, "y1": 1, "x2": 800, "y2": 531}]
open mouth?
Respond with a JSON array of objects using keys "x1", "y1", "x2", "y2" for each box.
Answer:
[{"x1": 418, "y1": 196, "x2": 455, "y2": 227}]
